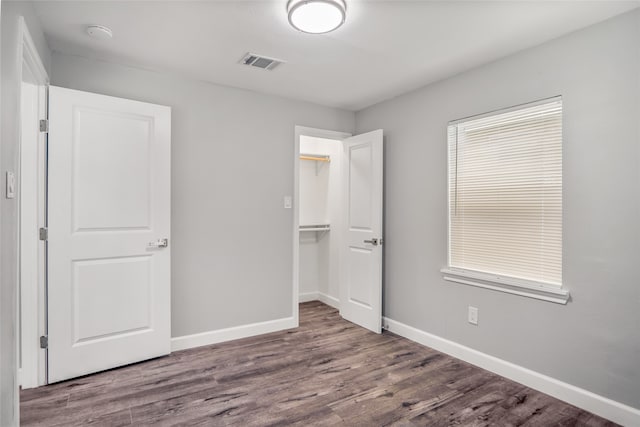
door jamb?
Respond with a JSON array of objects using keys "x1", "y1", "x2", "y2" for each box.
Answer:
[
  {"x1": 18, "y1": 16, "x2": 49, "y2": 389},
  {"x1": 292, "y1": 126, "x2": 351, "y2": 325}
]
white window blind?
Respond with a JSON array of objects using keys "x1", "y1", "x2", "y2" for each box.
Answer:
[{"x1": 448, "y1": 98, "x2": 562, "y2": 287}]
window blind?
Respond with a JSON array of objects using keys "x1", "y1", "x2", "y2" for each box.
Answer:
[{"x1": 448, "y1": 98, "x2": 562, "y2": 286}]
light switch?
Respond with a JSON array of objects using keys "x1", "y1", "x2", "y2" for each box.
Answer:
[
  {"x1": 284, "y1": 196, "x2": 292, "y2": 209},
  {"x1": 6, "y1": 171, "x2": 15, "y2": 199},
  {"x1": 468, "y1": 306, "x2": 478, "y2": 325}
]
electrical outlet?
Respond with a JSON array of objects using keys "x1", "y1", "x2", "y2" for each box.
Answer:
[
  {"x1": 284, "y1": 196, "x2": 292, "y2": 209},
  {"x1": 468, "y1": 306, "x2": 478, "y2": 325}
]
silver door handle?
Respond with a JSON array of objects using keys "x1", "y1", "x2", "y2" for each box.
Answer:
[
  {"x1": 148, "y1": 238, "x2": 169, "y2": 248},
  {"x1": 363, "y1": 238, "x2": 379, "y2": 246}
]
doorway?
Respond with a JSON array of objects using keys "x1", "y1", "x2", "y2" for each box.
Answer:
[
  {"x1": 292, "y1": 126, "x2": 384, "y2": 333},
  {"x1": 18, "y1": 54, "x2": 173, "y2": 384},
  {"x1": 298, "y1": 134, "x2": 344, "y2": 309}
]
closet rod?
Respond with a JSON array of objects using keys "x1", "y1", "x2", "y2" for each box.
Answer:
[{"x1": 300, "y1": 155, "x2": 330, "y2": 162}]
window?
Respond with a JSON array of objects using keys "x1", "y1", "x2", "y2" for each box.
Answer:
[{"x1": 442, "y1": 98, "x2": 568, "y2": 303}]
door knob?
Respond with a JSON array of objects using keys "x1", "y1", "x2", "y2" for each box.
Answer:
[
  {"x1": 148, "y1": 238, "x2": 169, "y2": 248},
  {"x1": 363, "y1": 238, "x2": 379, "y2": 246}
]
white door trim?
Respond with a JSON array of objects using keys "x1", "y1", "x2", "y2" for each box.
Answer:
[
  {"x1": 293, "y1": 126, "x2": 351, "y2": 325},
  {"x1": 18, "y1": 16, "x2": 49, "y2": 389}
]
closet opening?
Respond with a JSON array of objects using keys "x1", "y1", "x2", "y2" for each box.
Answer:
[
  {"x1": 299, "y1": 136, "x2": 341, "y2": 306},
  {"x1": 292, "y1": 126, "x2": 351, "y2": 324},
  {"x1": 292, "y1": 125, "x2": 384, "y2": 333}
]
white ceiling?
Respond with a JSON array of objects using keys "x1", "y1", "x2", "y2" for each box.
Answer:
[{"x1": 33, "y1": 0, "x2": 639, "y2": 111}]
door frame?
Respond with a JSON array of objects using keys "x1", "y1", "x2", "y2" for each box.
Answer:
[
  {"x1": 18, "y1": 16, "x2": 49, "y2": 388},
  {"x1": 292, "y1": 126, "x2": 351, "y2": 325}
]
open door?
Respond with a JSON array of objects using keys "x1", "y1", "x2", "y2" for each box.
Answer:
[
  {"x1": 339, "y1": 129, "x2": 383, "y2": 333},
  {"x1": 47, "y1": 86, "x2": 171, "y2": 382}
]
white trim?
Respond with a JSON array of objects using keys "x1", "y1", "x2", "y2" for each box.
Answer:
[
  {"x1": 18, "y1": 17, "x2": 48, "y2": 84},
  {"x1": 441, "y1": 268, "x2": 570, "y2": 304},
  {"x1": 383, "y1": 316, "x2": 640, "y2": 427},
  {"x1": 448, "y1": 95, "x2": 562, "y2": 126},
  {"x1": 317, "y1": 292, "x2": 340, "y2": 309},
  {"x1": 298, "y1": 292, "x2": 319, "y2": 303},
  {"x1": 18, "y1": 16, "x2": 49, "y2": 390},
  {"x1": 292, "y1": 126, "x2": 351, "y2": 328},
  {"x1": 170, "y1": 317, "x2": 296, "y2": 352},
  {"x1": 298, "y1": 292, "x2": 340, "y2": 309}
]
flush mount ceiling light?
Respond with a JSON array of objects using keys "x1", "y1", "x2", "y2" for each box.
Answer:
[
  {"x1": 86, "y1": 25, "x2": 113, "y2": 40},
  {"x1": 287, "y1": 0, "x2": 346, "y2": 34}
]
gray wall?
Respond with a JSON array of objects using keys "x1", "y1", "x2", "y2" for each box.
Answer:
[
  {"x1": 51, "y1": 53, "x2": 355, "y2": 337},
  {"x1": 4, "y1": 2, "x2": 639, "y2": 420},
  {"x1": 356, "y1": 9, "x2": 640, "y2": 409},
  {"x1": 1, "y1": 1, "x2": 51, "y2": 424}
]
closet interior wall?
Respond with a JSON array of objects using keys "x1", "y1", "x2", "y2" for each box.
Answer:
[{"x1": 299, "y1": 136, "x2": 342, "y2": 302}]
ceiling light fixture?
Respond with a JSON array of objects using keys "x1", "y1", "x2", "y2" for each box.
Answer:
[{"x1": 287, "y1": 0, "x2": 346, "y2": 34}]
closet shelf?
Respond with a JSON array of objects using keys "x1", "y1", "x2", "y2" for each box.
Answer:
[
  {"x1": 299, "y1": 224, "x2": 330, "y2": 232},
  {"x1": 300, "y1": 154, "x2": 330, "y2": 163}
]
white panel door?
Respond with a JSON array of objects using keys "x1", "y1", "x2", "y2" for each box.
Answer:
[
  {"x1": 340, "y1": 129, "x2": 383, "y2": 333},
  {"x1": 48, "y1": 86, "x2": 171, "y2": 383}
]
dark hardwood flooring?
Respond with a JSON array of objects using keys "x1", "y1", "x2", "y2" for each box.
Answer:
[{"x1": 21, "y1": 301, "x2": 616, "y2": 426}]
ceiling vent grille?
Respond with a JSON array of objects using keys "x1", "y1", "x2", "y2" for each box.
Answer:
[{"x1": 240, "y1": 53, "x2": 284, "y2": 71}]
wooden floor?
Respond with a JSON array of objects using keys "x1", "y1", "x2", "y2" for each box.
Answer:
[{"x1": 21, "y1": 301, "x2": 616, "y2": 426}]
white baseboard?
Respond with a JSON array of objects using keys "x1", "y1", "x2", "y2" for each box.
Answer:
[
  {"x1": 383, "y1": 317, "x2": 640, "y2": 427},
  {"x1": 299, "y1": 292, "x2": 319, "y2": 303},
  {"x1": 171, "y1": 316, "x2": 296, "y2": 352},
  {"x1": 317, "y1": 292, "x2": 340, "y2": 309},
  {"x1": 298, "y1": 291, "x2": 340, "y2": 309}
]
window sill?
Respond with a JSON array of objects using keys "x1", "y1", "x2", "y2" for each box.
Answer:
[{"x1": 440, "y1": 268, "x2": 570, "y2": 304}]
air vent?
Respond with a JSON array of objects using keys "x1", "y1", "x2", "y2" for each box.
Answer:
[{"x1": 240, "y1": 53, "x2": 284, "y2": 71}]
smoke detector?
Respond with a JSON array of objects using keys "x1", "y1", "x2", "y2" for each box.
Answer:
[
  {"x1": 86, "y1": 25, "x2": 113, "y2": 40},
  {"x1": 240, "y1": 53, "x2": 284, "y2": 71}
]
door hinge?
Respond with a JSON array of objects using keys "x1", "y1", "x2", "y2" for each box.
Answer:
[
  {"x1": 39, "y1": 227, "x2": 48, "y2": 241},
  {"x1": 39, "y1": 119, "x2": 49, "y2": 133},
  {"x1": 40, "y1": 336, "x2": 48, "y2": 349}
]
